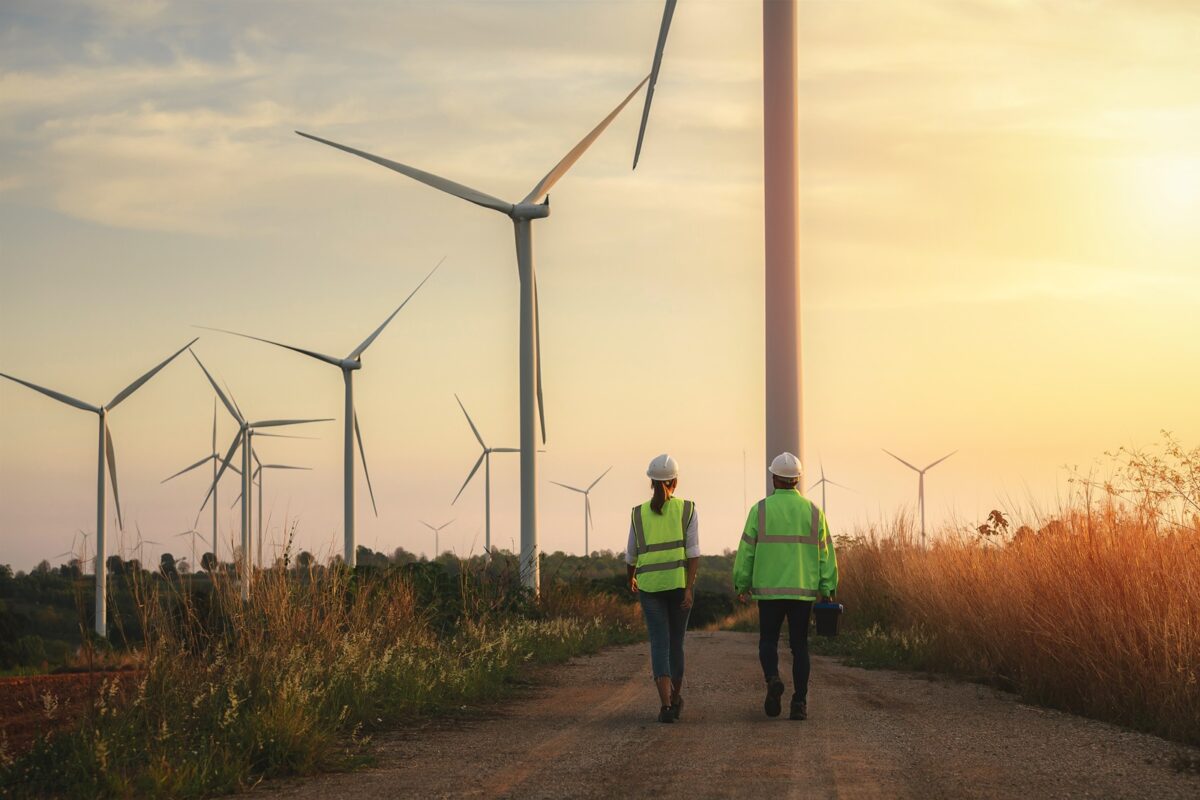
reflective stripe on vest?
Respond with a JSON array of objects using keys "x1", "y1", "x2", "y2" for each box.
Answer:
[
  {"x1": 632, "y1": 499, "x2": 693, "y2": 555},
  {"x1": 752, "y1": 585, "x2": 821, "y2": 597},
  {"x1": 636, "y1": 559, "x2": 688, "y2": 575},
  {"x1": 744, "y1": 498, "x2": 822, "y2": 546}
]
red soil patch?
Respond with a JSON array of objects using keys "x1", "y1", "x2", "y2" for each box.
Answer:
[{"x1": 0, "y1": 671, "x2": 139, "y2": 756}]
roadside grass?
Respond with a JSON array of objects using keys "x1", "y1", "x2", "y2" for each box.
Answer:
[{"x1": 0, "y1": 564, "x2": 641, "y2": 799}]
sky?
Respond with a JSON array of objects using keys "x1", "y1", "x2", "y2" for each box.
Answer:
[{"x1": 2, "y1": 0, "x2": 1199, "y2": 572}]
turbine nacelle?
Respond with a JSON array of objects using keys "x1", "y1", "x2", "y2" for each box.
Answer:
[
  {"x1": 509, "y1": 199, "x2": 550, "y2": 221},
  {"x1": 340, "y1": 358, "x2": 363, "y2": 371}
]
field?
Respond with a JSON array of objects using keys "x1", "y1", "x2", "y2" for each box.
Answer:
[{"x1": 3, "y1": 439, "x2": 1198, "y2": 796}]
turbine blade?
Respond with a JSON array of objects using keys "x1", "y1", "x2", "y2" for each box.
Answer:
[
  {"x1": 588, "y1": 465, "x2": 613, "y2": 491},
  {"x1": 924, "y1": 450, "x2": 958, "y2": 472},
  {"x1": 354, "y1": 410, "x2": 378, "y2": 517},
  {"x1": 827, "y1": 480, "x2": 854, "y2": 492},
  {"x1": 250, "y1": 418, "x2": 333, "y2": 429},
  {"x1": 161, "y1": 455, "x2": 213, "y2": 484},
  {"x1": 104, "y1": 423, "x2": 123, "y2": 529},
  {"x1": 230, "y1": 490, "x2": 242, "y2": 509},
  {"x1": 491, "y1": 447, "x2": 520, "y2": 453},
  {"x1": 882, "y1": 449, "x2": 920, "y2": 472},
  {"x1": 261, "y1": 464, "x2": 312, "y2": 471},
  {"x1": 420, "y1": 521, "x2": 436, "y2": 532},
  {"x1": 199, "y1": 433, "x2": 242, "y2": 517},
  {"x1": 550, "y1": 480, "x2": 586, "y2": 494},
  {"x1": 807, "y1": 478, "x2": 824, "y2": 491},
  {"x1": 190, "y1": 350, "x2": 242, "y2": 423},
  {"x1": 632, "y1": 0, "x2": 678, "y2": 169},
  {"x1": 252, "y1": 432, "x2": 320, "y2": 440},
  {"x1": 296, "y1": 131, "x2": 513, "y2": 214},
  {"x1": 0, "y1": 372, "x2": 98, "y2": 413},
  {"x1": 194, "y1": 325, "x2": 343, "y2": 368},
  {"x1": 586, "y1": 495, "x2": 595, "y2": 531},
  {"x1": 455, "y1": 394, "x2": 486, "y2": 449},
  {"x1": 523, "y1": 74, "x2": 650, "y2": 204},
  {"x1": 452, "y1": 452, "x2": 487, "y2": 505},
  {"x1": 107, "y1": 338, "x2": 198, "y2": 410},
  {"x1": 534, "y1": 278, "x2": 546, "y2": 444},
  {"x1": 212, "y1": 398, "x2": 217, "y2": 452},
  {"x1": 349, "y1": 257, "x2": 445, "y2": 359}
]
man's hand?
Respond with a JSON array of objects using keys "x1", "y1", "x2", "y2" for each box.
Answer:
[
  {"x1": 681, "y1": 587, "x2": 694, "y2": 609},
  {"x1": 629, "y1": 577, "x2": 639, "y2": 595},
  {"x1": 820, "y1": 595, "x2": 835, "y2": 604},
  {"x1": 737, "y1": 592, "x2": 750, "y2": 604}
]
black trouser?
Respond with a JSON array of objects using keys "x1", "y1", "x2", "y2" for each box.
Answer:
[{"x1": 758, "y1": 599, "x2": 813, "y2": 701}]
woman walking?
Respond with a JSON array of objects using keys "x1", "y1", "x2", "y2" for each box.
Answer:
[{"x1": 627, "y1": 453, "x2": 701, "y2": 723}]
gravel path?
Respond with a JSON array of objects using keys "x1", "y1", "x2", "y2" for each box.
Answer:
[{"x1": 244, "y1": 631, "x2": 1200, "y2": 799}]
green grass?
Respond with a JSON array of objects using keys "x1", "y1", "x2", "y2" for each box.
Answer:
[{"x1": 0, "y1": 567, "x2": 642, "y2": 799}]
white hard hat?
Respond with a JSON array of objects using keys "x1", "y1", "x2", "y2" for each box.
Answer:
[
  {"x1": 769, "y1": 452, "x2": 802, "y2": 479},
  {"x1": 646, "y1": 453, "x2": 679, "y2": 481}
]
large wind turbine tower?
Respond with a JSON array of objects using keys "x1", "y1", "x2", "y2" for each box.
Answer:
[
  {"x1": 634, "y1": 0, "x2": 804, "y2": 488},
  {"x1": 297, "y1": 76, "x2": 648, "y2": 592}
]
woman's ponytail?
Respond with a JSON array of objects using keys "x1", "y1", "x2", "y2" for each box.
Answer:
[{"x1": 650, "y1": 478, "x2": 678, "y2": 514}]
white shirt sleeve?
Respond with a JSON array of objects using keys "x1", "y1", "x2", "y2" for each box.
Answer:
[
  {"x1": 626, "y1": 520, "x2": 637, "y2": 565},
  {"x1": 684, "y1": 507, "x2": 700, "y2": 558}
]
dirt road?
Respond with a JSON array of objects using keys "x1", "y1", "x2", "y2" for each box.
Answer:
[{"x1": 250, "y1": 631, "x2": 1199, "y2": 799}]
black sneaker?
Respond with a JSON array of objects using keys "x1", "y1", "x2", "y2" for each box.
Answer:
[
  {"x1": 669, "y1": 695, "x2": 684, "y2": 720},
  {"x1": 764, "y1": 676, "x2": 785, "y2": 718},
  {"x1": 789, "y1": 698, "x2": 807, "y2": 720},
  {"x1": 658, "y1": 705, "x2": 675, "y2": 724}
]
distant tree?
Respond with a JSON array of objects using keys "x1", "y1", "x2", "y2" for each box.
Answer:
[
  {"x1": 159, "y1": 552, "x2": 178, "y2": 579},
  {"x1": 125, "y1": 559, "x2": 142, "y2": 575},
  {"x1": 58, "y1": 560, "x2": 82, "y2": 579},
  {"x1": 295, "y1": 551, "x2": 315, "y2": 571},
  {"x1": 106, "y1": 554, "x2": 125, "y2": 575},
  {"x1": 33, "y1": 560, "x2": 51, "y2": 575},
  {"x1": 201, "y1": 552, "x2": 217, "y2": 573},
  {"x1": 177, "y1": 559, "x2": 191, "y2": 576}
]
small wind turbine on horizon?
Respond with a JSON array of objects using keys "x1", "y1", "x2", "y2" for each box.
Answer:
[
  {"x1": 0, "y1": 338, "x2": 196, "y2": 636},
  {"x1": 808, "y1": 461, "x2": 852, "y2": 517},
  {"x1": 162, "y1": 398, "x2": 237, "y2": 563},
  {"x1": 421, "y1": 520, "x2": 454, "y2": 559},
  {"x1": 883, "y1": 449, "x2": 957, "y2": 549},
  {"x1": 451, "y1": 394, "x2": 519, "y2": 561},
  {"x1": 191, "y1": 350, "x2": 330, "y2": 600},
  {"x1": 296, "y1": 73, "x2": 650, "y2": 593},
  {"x1": 198, "y1": 259, "x2": 442, "y2": 569},
  {"x1": 550, "y1": 467, "x2": 612, "y2": 557},
  {"x1": 175, "y1": 526, "x2": 203, "y2": 572}
]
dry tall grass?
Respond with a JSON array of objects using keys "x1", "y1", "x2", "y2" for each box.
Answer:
[{"x1": 836, "y1": 507, "x2": 1200, "y2": 745}]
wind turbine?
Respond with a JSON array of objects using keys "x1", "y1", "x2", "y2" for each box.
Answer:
[
  {"x1": 175, "y1": 526, "x2": 203, "y2": 573},
  {"x1": 882, "y1": 449, "x2": 957, "y2": 549},
  {"x1": 162, "y1": 398, "x2": 237, "y2": 562},
  {"x1": 808, "y1": 461, "x2": 852, "y2": 517},
  {"x1": 1, "y1": 338, "x2": 196, "y2": 636},
  {"x1": 550, "y1": 467, "x2": 612, "y2": 557},
  {"x1": 231, "y1": 458, "x2": 311, "y2": 569},
  {"x1": 421, "y1": 520, "x2": 454, "y2": 560},
  {"x1": 190, "y1": 350, "x2": 330, "y2": 599},
  {"x1": 198, "y1": 260, "x2": 441, "y2": 569},
  {"x1": 634, "y1": 0, "x2": 806, "y2": 490},
  {"x1": 296, "y1": 73, "x2": 649, "y2": 592},
  {"x1": 55, "y1": 532, "x2": 82, "y2": 566},
  {"x1": 132, "y1": 524, "x2": 160, "y2": 567},
  {"x1": 451, "y1": 394, "x2": 519, "y2": 561}
]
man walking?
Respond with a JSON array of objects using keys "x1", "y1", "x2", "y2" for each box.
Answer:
[{"x1": 733, "y1": 452, "x2": 838, "y2": 720}]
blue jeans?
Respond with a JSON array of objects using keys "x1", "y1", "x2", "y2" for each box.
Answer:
[{"x1": 638, "y1": 588, "x2": 690, "y2": 681}]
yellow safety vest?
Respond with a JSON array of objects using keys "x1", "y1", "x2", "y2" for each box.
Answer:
[{"x1": 632, "y1": 497, "x2": 695, "y2": 592}]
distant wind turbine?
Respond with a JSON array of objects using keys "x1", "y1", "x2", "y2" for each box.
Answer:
[
  {"x1": 882, "y1": 449, "x2": 957, "y2": 548},
  {"x1": 1, "y1": 338, "x2": 196, "y2": 636},
  {"x1": 175, "y1": 526, "x2": 203, "y2": 572},
  {"x1": 162, "y1": 398, "x2": 236, "y2": 562},
  {"x1": 191, "y1": 350, "x2": 329, "y2": 599},
  {"x1": 451, "y1": 394, "x2": 519, "y2": 561},
  {"x1": 231, "y1": 458, "x2": 311, "y2": 569},
  {"x1": 550, "y1": 467, "x2": 612, "y2": 557},
  {"x1": 808, "y1": 461, "x2": 852, "y2": 517},
  {"x1": 198, "y1": 259, "x2": 441, "y2": 569},
  {"x1": 421, "y1": 520, "x2": 454, "y2": 559},
  {"x1": 296, "y1": 73, "x2": 649, "y2": 592}
]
